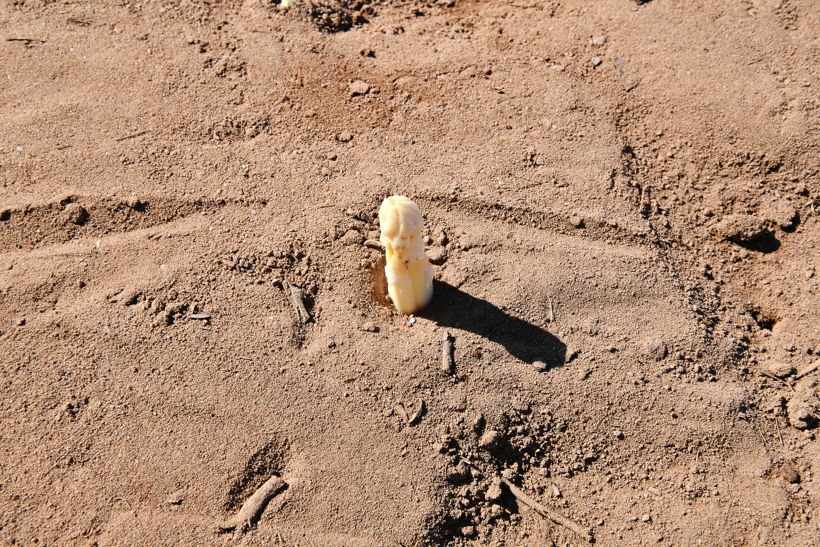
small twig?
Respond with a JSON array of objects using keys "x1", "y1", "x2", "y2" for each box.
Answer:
[
  {"x1": 6, "y1": 38, "x2": 46, "y2": 48},
  {"x1": 66, "y1": 17, "x2": 91, "y2": 26},
  {"x1": 548, "y1": 296, "x2": 556, "y2": 323},
  {"x1": 283, "y1": 280, "x2": 311, "y2": 323},
  {"x1": 189, "y1": 313, "x2": 212, "y2": 321},
  {"x1": 215, "y1": 476, "x2": 287, "y2": 534},
  {"x1": 441, "y1": 331, "x2": 454, "y2": 374},
  {"x1": 114, "y1": 130, "x2": 148, "y2": 142},
  {"x1": 408, "y1": 400, "x2": 426, "y2": 425},
  {"x1": 758, "y1": 371, "x2": 795, "y2": 391},
  {"x1": 795, "y1": 361, "x2": 819, "y2": 380},
  {"x1": 395, "y1": 400, "x2": 426, "y2": 426},
  {"x1": 500, "y1": 477, "x2": 593, "y2": 543},
  {"x1": 774, "y1": 416, "x2": 785, "y2": 448}
]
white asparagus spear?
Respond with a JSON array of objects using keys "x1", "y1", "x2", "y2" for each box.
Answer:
[{"x1": 378, "y1": 196, "x2": 434, "y2": 314}]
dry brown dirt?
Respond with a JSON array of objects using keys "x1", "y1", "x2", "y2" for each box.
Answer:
[{"x1": 1, "y1": 1, "x2": 818, "y2": 546}]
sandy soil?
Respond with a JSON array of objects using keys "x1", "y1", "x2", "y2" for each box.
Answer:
[{"x1": 1, "y1": 1, "x2": 818, "y2": 545}]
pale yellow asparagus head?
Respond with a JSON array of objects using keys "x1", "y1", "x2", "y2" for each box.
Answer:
[{"x1": 378, "y1": 196, "x2": 434, "y2": 314}]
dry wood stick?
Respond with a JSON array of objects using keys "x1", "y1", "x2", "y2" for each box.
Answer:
[
  {"x1": 795, "y1": 361, "x2": 820, "y2": 380},
  {"x1": 500, "y1": 477, "x2": 593, "y2": 543},
  {"x1": 215, "y1": 476, "x2": 286, "y2": 534},
  {"x1": 441, "y1": 331, "x2": 454, "y2": 374},
  {"x1": 408, "y1": 400, "x2": 426, "y2": 425},
  {"x1": 758, "y1": 370, "x2": 795, "y2": 391},
  {"x1": 283, "y1": 280, "x2": 311, "y2": 323},
  {"x1": 114, "y1": 130, "x2": 148, "y2": 142}
]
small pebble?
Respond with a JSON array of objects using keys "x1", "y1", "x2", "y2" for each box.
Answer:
[
  {"x1": 166, "y1": 490, "x2": 184, "y2": 505},
  {"x1": 427, "y1": 246, "x2": 448, "y2": 265},
  {"x1": 125, "y1": 197, "x2": 144, "y2": 210},
  {"x1": 485, "y1": 480, "x2": 504, "y2": 502},
  {"x1": 715, "y1": 214, "x2": 770, "y2": 244},
  {"x1": 340, "y1": 230, "x2": 364, "y2": 246},
  {"x1": 591, "y1": 56, "x2": 602, "y2": 67},
  {"x1": 787, "y1": 396, "x2": 816, "y2": 430},
  {"x1": 501, "y1": 467, "x2": 517, "y2": 480},
  {"x1": 337, "y1": 130, "x2": 354, "y2": 142},
  {"x1": 63, "y1": 203, "x2": 88, "y2": 225},
  {"x1": 478, "y1": 429, "x2": 503, "y2": 451},
  {"x1": 590, "y1": 35, "x2": 607, "y2": 46},
  {"x1": 446, "y1": 462, "x2": 471, "y2": 484},
  {"x1": 349, "y1": 80, "x2": 371, "y2": 96},
  {"x1": 532, "y1": 360, "x2": 548, "y2": 372},
  {"x1": 488, "y1": 504, "x2": 505, "y2": 519},
  {"x1": 361, "y1": 321, "x2": 378, "y2": 332},
  {"x1": 642, "y1": 514, "x2": 652, "y2": 523},
  {"x1": 644, "y1": 339, "x2": 668, "y2": 361},
  {"x1": 460, "y1": 525, "x2": 477, "y2": 538},
  {"x1": 762, "y1": 361, "x2": 795, "y2": 379}
]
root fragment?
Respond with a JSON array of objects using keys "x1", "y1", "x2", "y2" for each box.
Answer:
[
  {"x1": 500, "y1": 477, "x2": 593, "y2": 543},
  {"x1": 215, "y1": 475, "x2": 287, "y2": 534},
  {"x1": 441, "y1": 331, "x2": 454, "y2": 374}
]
